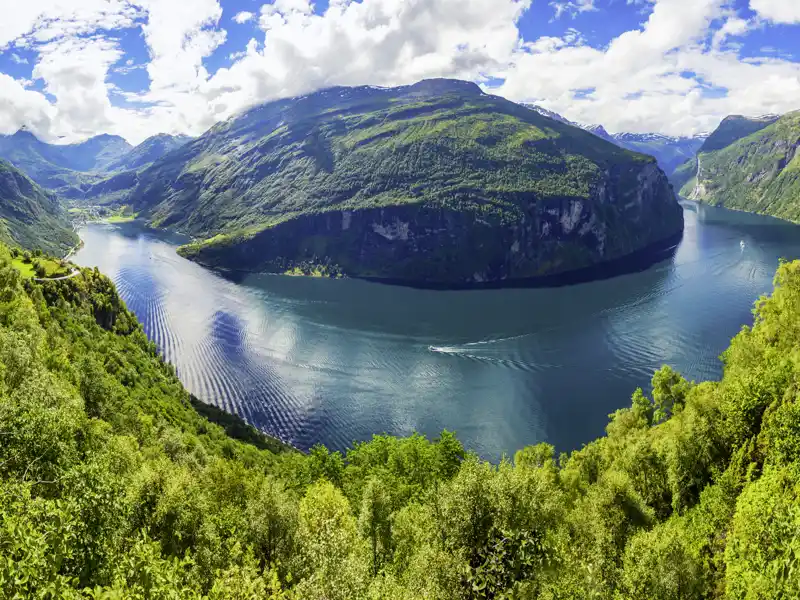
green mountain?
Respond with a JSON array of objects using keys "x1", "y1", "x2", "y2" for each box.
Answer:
[
  {"x1": 698, "y1": 114, "x2": 779, "y2": 153},
  {"x1": 0, "y1": 160, "x2": 78, "y2": 255},
  {"x1": 0, "y1": 130, "x2": 131, "y2": 192},
  {"x1": 3, "y1": 240, "x2": 800, "y2": 597},
  {"x1": 114, "y1": 79, "x2": 682, "y2": 285},
  {"x1": 670, "y1": 114, "x2": 781, "y2": 193},
  {"x1": 678, "y1": 111, "x2": 800, "y2": 221}
]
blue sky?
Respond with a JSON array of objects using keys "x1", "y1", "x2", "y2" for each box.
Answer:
[{"x1": 0, "y1": 0, "x2": 799, "y2": 143}]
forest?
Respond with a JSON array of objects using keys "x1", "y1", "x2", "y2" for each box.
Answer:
[{"x1": 1, "y1": 239, "x2": 799, "y2": 599}]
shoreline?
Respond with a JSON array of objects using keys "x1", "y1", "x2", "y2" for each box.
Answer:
[{"x1": 206, "y1": 229, "x2": 685, "y2": 291}]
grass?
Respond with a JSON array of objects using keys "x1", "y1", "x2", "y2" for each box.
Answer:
[
  {"x1": 11, "y1": 256, "x2": 70, "y2": 279},
  {"x1": 106, "y1": 214, "x2": 137, "y2": 223}
]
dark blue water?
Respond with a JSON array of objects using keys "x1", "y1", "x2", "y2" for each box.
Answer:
[{"x1": 73, "y1": 201, "x2": 800, "y2": 459}]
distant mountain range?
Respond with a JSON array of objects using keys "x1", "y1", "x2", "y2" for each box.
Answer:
[
  {"x1": 0, "y1": 130, "x2": 192, "y2": 198},
  {"x1": 522, "y1": 104, "x2": 707, "y2": 174}
]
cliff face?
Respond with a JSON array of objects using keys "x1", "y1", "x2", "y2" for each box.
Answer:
[
  {"x1": 180, "y1": 160, "x2": 681, "y2": 285},
  {"x1": 677, "y1": 111, "x2": 800, "y2": 222}
]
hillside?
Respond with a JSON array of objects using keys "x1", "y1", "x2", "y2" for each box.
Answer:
[
  {"x1": 680, "y1": 111, "x2": 800, "y2": 221},
  {"x1": 520, "y1": 105, "x2": 707, "y2": 174},
  {"x1": 115, "y1": 79, "x2": 683, "y2": 286},
  {"x1": 2, "y1": 241, "x2": 800, "y2": 597},
  {"x1": 0, "y1": 160, "x2": 78, "y2": 254},
  {"x1": 670, "y1": 114, "x2": 783, "y2": 195}
]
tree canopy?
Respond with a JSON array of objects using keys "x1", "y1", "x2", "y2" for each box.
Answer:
[{"x1": 2, "y1": 243, "x2": 800, "y2": 598}]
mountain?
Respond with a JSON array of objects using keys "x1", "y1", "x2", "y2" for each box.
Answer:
[
  {"x1": 64, "y1": 133, "x2": 133, "y2": 171},
  {"x1": 104, "y1": 133, "x2": 192, "y2": 172},
  {"x1": 0, "y1": 130, "x2": 189, "y2": 198},
  {"x1": 520, "y1": 105, "x2": 707, "y2": 174},
  {"x1": 613, "y1": 133, "x2": 707, "y2": 175},
  {"x1": 698, "y1": 114, "x2": 779, "y2": 153},
  {"x1": 522, "y1": 103, "x2": 575, "y2": 125},
  {"x1": 583, "y1": 124, "x2": 614, "y2": 142},
  {"x1": 522, "y1": 104, "x2": 614, "y2": 141},
  {"x1": 678, "y1": 110, "x2": 800, "y2": 221},
  {"x1": 0, "y1": 159, "x2": 78, "y2": 254},
  {"x1": 111, "y1": 79, "x2": 682, "y2": 286}
]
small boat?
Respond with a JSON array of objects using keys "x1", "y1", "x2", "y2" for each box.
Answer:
[{"x1": 740, "y1": 240, "x2": 746, "y2": 250}]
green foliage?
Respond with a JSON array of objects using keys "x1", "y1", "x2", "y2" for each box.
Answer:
[
  {"x1": 3, "y1": 240, "x2": 800, "y2": 597},
  {"x1": 685, "y1": 111, "x2": 800, "y2": 222},
  {"x1": 0, "y1": 159, "x2": 78, "y2": 255},
  {"x1": 107, "y1": 80, "x2": 680, "y2": 284}
]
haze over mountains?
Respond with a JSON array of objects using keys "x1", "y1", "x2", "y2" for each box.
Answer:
[
  {"x1": 0, "y1": 130, "x2": 192, "y2": 199},
  {"x1": 525, "y1": 104, "x2": 708, "y2": 175}
]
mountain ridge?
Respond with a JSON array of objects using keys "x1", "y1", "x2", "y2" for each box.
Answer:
[
  {"x1": 98, "y1": 78, "x2": 685, "y2": 286},
  {"x1": 678, "y1": 110, "x2": 800, "y2": 221}
]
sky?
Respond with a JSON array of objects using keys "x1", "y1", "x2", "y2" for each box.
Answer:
[{"x1": 0, "y1": 0, "x2": 799, "y2": 144}]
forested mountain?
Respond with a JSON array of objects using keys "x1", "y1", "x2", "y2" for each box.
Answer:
[
  {"x1": 676, "y1": 111, "x2": 800, "y2": 221},
  {"x1": 3, "y1": 240, "x2": 800, "y2": 597},
  {"x1": 670, "y1": 114, "x2": 781, "y2": 193},
  {"x1": 0, "y1": 160, "x2": 78, "y2": 254},
  {"x1": 0, "y1": 130, "x2": 130, "y2": 193},
  {"x1": 103, "y1": 79, "x2": 682, "y2": 285},
  {"x1": 0, "y1": 130, "x2": 190, "y2": 198}
]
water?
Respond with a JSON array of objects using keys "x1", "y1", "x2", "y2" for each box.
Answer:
[{"x1": 72, "y1": 201, "x2": 800, "y2": 459}]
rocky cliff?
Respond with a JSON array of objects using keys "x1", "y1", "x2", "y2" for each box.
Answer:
[{"x1": 677, "y1": 111, "x2": 800, "y2": 222}]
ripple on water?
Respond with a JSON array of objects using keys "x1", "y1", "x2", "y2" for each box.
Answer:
[{"x1": 71, "y1": 208, "x2": 800, "y2": 459}]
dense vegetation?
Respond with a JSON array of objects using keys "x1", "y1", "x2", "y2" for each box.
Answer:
[
  {"x1": 2, "y1": 236, "x2": 800, "y2": 597},
  {"x1": 0, "y1": 160, "x2": 78, "y2": 255},
  {"x1": 679, "y1": 111, "x2": 800, "y2": 221},
  {"x1": 110, "y1": 79, "x2": 680, "y2": 284},
  {"x1": 670, "y1": 114, "x2": 781, "y2": 196}
]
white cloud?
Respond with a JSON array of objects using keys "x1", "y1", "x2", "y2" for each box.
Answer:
[
  {"x1": 749, "y1": 0, "x2": 800, "y2": 24},
  {"x1": 10, "y1": 53, "x2": 28, "y2": 64},
  {"x1": 0, "y1": 0, "x2": 798, "y2": 144},
  {"x1": 497, "y1": 0, "x2": 800, "y2": 136},
  {"x1": 233, "y1": 10, "x2": 255, "y2": 23}
]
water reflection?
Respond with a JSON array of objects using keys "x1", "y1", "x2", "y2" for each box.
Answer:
[{"x1": 73, "y1": 203, "x2": 800, "y2": 459}]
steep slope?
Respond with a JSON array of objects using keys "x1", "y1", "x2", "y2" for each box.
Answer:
[
  {"x1": 670, "y1": 114, "x2": 782, "y2": 195},
  {"x1": 682, "y1": 110, "x2": 800, "y2": 221},
  {"x1": 699, "y1": 114, "x2": 779, "y2": 153},
  {"x1": 122, "y1": 79, "x2": 682, "y2": 286},
  {"x1": 0, "y1": 160, "x2": 78, "y2": 254}
]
